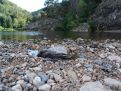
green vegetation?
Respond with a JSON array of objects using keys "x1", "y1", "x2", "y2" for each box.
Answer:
[
  {"x1": 32, "y1": 0, "x2": 102, "y2": 31},
  {"x1": 0, "y1": 0, "x2": 31, "y2": 29}
]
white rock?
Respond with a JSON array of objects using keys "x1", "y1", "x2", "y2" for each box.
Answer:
[
  {"x1": 12, "y1": 84, "x2": 22, "y2": 91},
  {"x1": 82, "y1": 75, "x2": 91, "y2": 82},
  {"x1": 99, "y1": 53, "x2": 107, "y2": 58},
  {"x1": 0, "y1": 41, "x2": 3, "y2": 45},
  {"x1": 17, "y1": 80, "x2": 26, "y2": 88},
  {"x1": 107, "y1": 55, "x2": 121, "y2": 62},
  {"x1": 80, "y1": 81, "x2": 112, "y2": 91},
  {"x1": 33, "y1": 76, "x2": 42, "y2": 87},
  {"x1": 103, "y1": 78, "x2": 121, "y2": 89},
  {"x1": 38, "y1": 84, "x2": 51, "y2": 91}
]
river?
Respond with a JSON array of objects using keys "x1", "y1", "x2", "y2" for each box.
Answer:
[{"x1": 0, "y1": 30, "x2": 121, "y2": 41}]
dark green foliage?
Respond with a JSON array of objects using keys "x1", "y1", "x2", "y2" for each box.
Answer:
[
  {"x1": 32, "y1": 0, "x2": 102, "y2": 31},
  {"x1": 0, "y1": 0, "x2": 31, "y2": 28}
]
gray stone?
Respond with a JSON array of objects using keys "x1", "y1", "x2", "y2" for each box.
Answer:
[
  {"x1": 103, "y1": 78, "x2": 121, "y2": 90},
  {"x1": 17, "y1": 80, "x2": 26, "y2": 88},
  {"x1": 53, "y1": 73, "x2": 63, "y2": 83},
  {"x1": 37, "y1": 72, "x2": 49, "y2": 82},
  {"x1": 67, "y1": 69, "x2": 78, "y2": 81},
  {"x1": 12, "y1": 84, "x2": 22, "y2": 91},
  {"x1": 25, "y1": 71, "x2": 37, "y2": 83},
  {"x1": 95, "y1": 59, "x2": 103, "y2": 65},
  {"x1": 38, "y1": 84, "x2": 51, "y2": 91},
  {"x1": 80, "y1": 81, "x2": 112, "y2": 91},
  {"x1": 82, "y1": 75, "x2": 91, "y2": 82},
  {"x1": 101, "y1": 62, "x2": 113, "y2": 72},
  {"x1": 107, "y1": 55, "x2": 121, "y2": 62},
  {"x1": 33, "y1": 76, "x2": 42, "y2": 87}
]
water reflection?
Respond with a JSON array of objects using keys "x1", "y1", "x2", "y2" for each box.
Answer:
[
  {"x1": 0, "y1": 31, "x2": 42, "y2": 41},
  {"x1": 0, "y1": 30, "x2": 121, "y2": 41}
]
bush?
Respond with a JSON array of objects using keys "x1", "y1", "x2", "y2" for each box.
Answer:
[
  {"x1": 88, "y1": 19, "x2": 97, "y2": 31},
  {"x1": 0, "y1": 26, "x2": 4, "y2": 31}
]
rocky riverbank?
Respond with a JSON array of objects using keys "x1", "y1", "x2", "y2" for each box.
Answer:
[{"x1": 0, "y1": 38, "x2": 121, "y2": 91}]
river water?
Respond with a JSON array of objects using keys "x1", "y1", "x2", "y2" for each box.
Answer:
[{"x1": 0, "y1": 30, "x2": 121, "y2": 41}]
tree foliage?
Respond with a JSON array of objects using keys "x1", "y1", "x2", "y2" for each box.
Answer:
[
  {"x1": 32, "y1": 0, "x2": 102, "y2": 31},
  {"x1": 0, "y1": 0, "x2": 32, "y2": 28}
]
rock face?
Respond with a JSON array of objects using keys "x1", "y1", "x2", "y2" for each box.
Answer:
[
  {"x1": 79, "y1": 82, "x2": 112, "y2": 91},
  {"x1": 37, "y1": 45, "x2": 69, "y2": 59},
  {"x1": 26, "y1": 18, "x2": 60, "y2": 30},
  {"x1": 93, "y1": 0, "x2": 121, "y2": 30}
]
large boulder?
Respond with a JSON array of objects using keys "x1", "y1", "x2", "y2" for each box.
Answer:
[
  {"x1": 37, "y1": 45, "x2": 69, "y2": 59},
  {"x1": 92, "y1": 0, "x2": 121, "y2": 30}
]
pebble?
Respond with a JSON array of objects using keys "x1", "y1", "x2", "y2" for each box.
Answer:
[
  {"x1": 82, "y1": 75, "x2": 91, "y2": 82},
  {"x1": 33, "y1": 76, "x2": 42, "y2": 87},
  {"x1": 12, "y1": 84, "x2": 22, "y2": 91},
  {"x1": 67, "y1": 69, "x2": 78, "y2": 81},
  {"x1": 53, "y1": 73, "x2": 63, "y2": 83}
]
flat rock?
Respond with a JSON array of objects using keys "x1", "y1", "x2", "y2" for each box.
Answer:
[
  {"x1": 82, "y1": 75, "x2": 91, "y2": 82},
  {"x1": 80, "y1": 81, "x2": 112, "y2": 91}
]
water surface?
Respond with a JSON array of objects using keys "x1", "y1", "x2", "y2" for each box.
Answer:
[{"x1": 0, "y1": 30, "x2": 121, "y2": 41}]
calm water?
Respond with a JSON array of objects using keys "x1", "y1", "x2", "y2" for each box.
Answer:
[{"x1": 0, "y1": 30, "x2": 121, "y2": 41}]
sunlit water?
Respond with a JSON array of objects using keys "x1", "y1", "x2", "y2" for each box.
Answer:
[{"x1": 0, "y1": 30, "x2": 121, "y2": 41}]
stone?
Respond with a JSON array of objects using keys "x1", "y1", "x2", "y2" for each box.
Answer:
[
  {"x1": 103, "y1": 78, "x2": 121, "y2": 90},
  {"x1": 118, "y1": 69, "x2": 121, "y2": 73},
  {"x1": 12, "y1": 84, "x2": 22, "y2": 91},
  {"x1": 99, "y1": 53, "x2": 107, "y2": 58},
  {"x1": 79, "y1": 81, "x2": 111, "y2": 91},
  {"x1": 30, "y1": 66, "x2": 42, "y2": 72},
  {"x1": 107, "y1": 55, "x2": 121, "y2": 62},
  {"x1": 25, "y1": 71, "x2": 37, "y2": 83},
  {"x1": 38, "y1": 72, "x2": 49, "y2": 82},
  {"x1": 17, "y1": 80, "x2": 26, "y2": 88},
  {"x1": 38, "y1": 84, "x2": 51, "y2": 91},
  {"x1": 101, "y1": 62, "x2": 113, "y2": 72},
  {"x1": 67, "y1": 69, "x2": 78, "y2": 81},
  {"x1": 37, "y1": 45, "x2": 69, "y2": 59},
  {"x1": 53, "y1": 73, "x2": 63, "y2": 83},
  {"x1": 33, "y1": 76, "x2": 42, "y2": 87},
  {"x1": 0, "y1": 84, "x2": 11, "y2": 91},
  {"x1": 82, "y1": 75, "x2": 91, "y2": 82}
]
